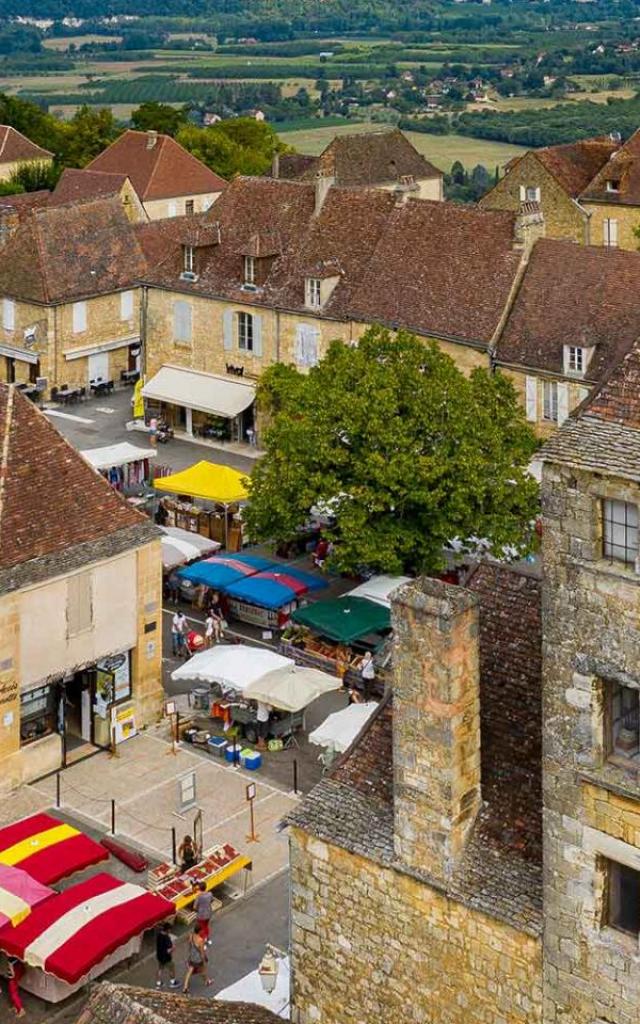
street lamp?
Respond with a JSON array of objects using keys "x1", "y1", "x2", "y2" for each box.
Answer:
[{"x1": 258, "y1": 944, "x2": 285, "y2": 994}]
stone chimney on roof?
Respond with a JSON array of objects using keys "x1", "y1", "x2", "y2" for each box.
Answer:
[
  {"x1": 391, "y1": 577, "x2": 482, "y2": 884},
  {"x1": 271, "y1": 151, "x2": 280, "y2": 179},
  {"x1": 513, "y1": 200, "x2": 545, "y2": 252},
  {"x1": 146, "y1": 130, "x2": 158, "y2": 150},
  {"x1": 314, "y1": 170, "x2": 335, "y2": 216}
]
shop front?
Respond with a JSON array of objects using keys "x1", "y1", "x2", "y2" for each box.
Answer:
[{"x1": 142, "y1": 365, "x2": 256, "y2": 445}]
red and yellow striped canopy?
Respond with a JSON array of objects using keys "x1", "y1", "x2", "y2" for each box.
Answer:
[{"x1": 0, "y1": 814, "x2": 107, "y2": 885}]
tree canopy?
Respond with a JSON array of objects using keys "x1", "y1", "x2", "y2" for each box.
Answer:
[
  {"x1": 176, "y1": 118, "x2": 286, "y2": 178},
  {"x1": 130, "y1": 101, "x2": 188, "y2": 137},
  {"x1": 245, "y1": 327, "x2": 539, "y2": 575}
]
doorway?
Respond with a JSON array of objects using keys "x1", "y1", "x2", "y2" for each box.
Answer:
[
  {"x1": 88, "y1": 351, "x2": 109, "y2": 383},
  {"x1": 5, "y1": 357, "x2": 15, "y2": 383}
]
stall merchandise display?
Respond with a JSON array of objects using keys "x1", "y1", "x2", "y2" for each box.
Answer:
[{"x1": 152, "y1": 843, "x2": 251, "y2": 910}]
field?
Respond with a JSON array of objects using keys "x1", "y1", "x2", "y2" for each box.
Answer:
[{"x1": 279, "y1": 122, "x2": 527, "y2": 172}]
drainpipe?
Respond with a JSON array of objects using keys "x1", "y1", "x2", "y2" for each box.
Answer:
[{"x1": 141, "y1": 286, "x2": 148, "y2": 378}]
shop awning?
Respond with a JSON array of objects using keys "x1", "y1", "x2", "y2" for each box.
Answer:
[
  {"x1": 80, "y1": 442, "x2": 157, "y2": 471},
  {"x1": 154, "y1": 461, "x2": 250, "y2": 504},
  {"x1": 292, "y1": 596, "x2": 391, "y2": 644},
  {"x1": 346, "y1": 574, "x2": 412, "y2": 609},
  {"x1": 243, "y1": 663, "x2": 341, "y2": 712},
  {"x1": 179, "y1": 554, "x2": 277, "y2": 589},
  {"x1": 0, "y1": 866, "x2": 53, "y2": 930},
  {"x1": 142, "y1": 365, "x2": 255, "y2": 419},
  {"x1": 171, "y1": 644, "x2": 293, "y2": 692},
  {"x1": 309, "y1": 701, "x2": 379, "y2": 753},
  {"x1": 0, "y1": 814, "x2": 108, "y2": 885}
]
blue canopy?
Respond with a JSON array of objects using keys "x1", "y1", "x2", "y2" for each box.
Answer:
[
  {"x1": 178, "y1": 554, "x2": 277, "y2": 589},
  {"x1": 225, "y1": 576, "x2": 301, "y2": 610},
  {"x1": 272, "y1": 566, "x2": 328, "y2": 592}
]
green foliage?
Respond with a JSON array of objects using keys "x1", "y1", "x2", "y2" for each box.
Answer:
[
  {"x1": 0, "y1": 24, "x2": 43, "y2": 55},
  {"x1": 55, "y1": 105, "x2": 120, "y2": 167},
  {"x1": 130, "y1": 101, "x2": 188, "y2": 136},
  {"x1": 245, "y1": 326, "x2": 539, "y2": 575},
  {"x1": 0, "y1": 181, "x2": 25, "y2": 196},
  {"x1": 176, "y1": 117, "x2": 285, "y2": 178},
  {"x1": 7, "y1": 161, "x2": 60, "y2": 193}
]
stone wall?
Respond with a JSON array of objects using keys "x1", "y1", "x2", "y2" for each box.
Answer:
[
  {"x1": 289, "y1": 828, "x2": 542, "y2": 1024},
  {"x1": 143, "y1": 192, "x2": 221, "y2": 220},
  {"x1": 131, "y1": 539, "x2": 164, "y2": 728},
  {"x1": 480, "y1": 153, "x2": 587, "y2": 243},
  {"x1": 541, "y1": 459, "x2": 640, "y2": 1023},
  {"x1": 582, "y1": 200, "x2": 640, "y2": 251}
]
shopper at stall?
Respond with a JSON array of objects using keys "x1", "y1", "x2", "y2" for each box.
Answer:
[
  {"x1": 194, "y1": 882, "x2": 213, "y2": 946},
  {"x1": 155, "y1": 922, "x2": 180, "y2": 989},
  {"x1": 0, "y1": 951, "x2": 25, "y2": 1017},
  {"x1": 171, "y1": 610, "x2": 187, "y2": 657},
  {"x1": 182, "y1": 924, "x2": 212, "y2": 994},
  {"x1": 178, "y1": 834, "x2": 199, "y2": 873},
  {"x1": 256, "y1": 700, "x2": 271, "y2": 750},
  {"x1": 207, "y1": 592, "x2": 226, "y2": 642},
  {"x1": 360, "y1": 650, "x2": 376, "y2": 700},
  {"x1": 204, "y1": 613, "x2": 215, "y2": 648}
]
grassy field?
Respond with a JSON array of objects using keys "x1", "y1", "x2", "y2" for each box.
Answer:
[{"x1": 280, "y1": 121, "x2": 527, "y2": 171}]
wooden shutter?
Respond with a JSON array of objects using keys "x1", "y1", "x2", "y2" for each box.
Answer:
[
  {"x1": 2, "y1": 299, "x2": 14, "y2": 331},
  {"x1": 296, "y1": 324, "x2": 319, "y2": 367},
  {"x1": 519, "y1": 185, "x2": 526, "y2": 201},
  {"x1": 252, "y1": 315, "x2": 262, "y2": 357},
  {"x1": 73, "y1": 301, "x2": 87, "y2": 334},
  {"x1": 557, "y1": 382, "x2": 569, "y2": 425},
  {"x1": 525, "y1": 376, "x2": 537, "y2": 422},
  {"x1": 223, "y1": 309, "x2": 233, "y2": 351},
  {"x1": 66, "y1": 572, "x2": 93, "y2": 638},
  {"x1": 120, "y1": 290, "x2": 134, "y2": 320},
  {"x1": 173, "y1": 301, "x2": 191, "y2": 343}
]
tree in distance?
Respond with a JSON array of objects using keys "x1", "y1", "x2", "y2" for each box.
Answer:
[
  {"x1": 131, "y1": 101, "x2": 188, "y2": 137},
  {"x1": 245, "y1": 326, "x2": 539, "y2": 575}
]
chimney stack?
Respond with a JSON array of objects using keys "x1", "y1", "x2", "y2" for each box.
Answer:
[
  {"x1": 271, "y1": 152, "x2": 280, "y2": 179},
  {"x1": 314, "y1": 171, "x2": 335, "y2": 216},
  {"x1": 513, "y1": 201, "x2": 545, "y2": 252},
  {"x1": 391, "y1": 578, "x2": 482, "y2": 884},
  {"x1": 146, "y1": 130, "x2": 158, "y2": 150}
]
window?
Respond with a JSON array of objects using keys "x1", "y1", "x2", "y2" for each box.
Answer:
[
  {"x1": 120, "y1": 290, "x2": 134, "y2": 321},
  {"x1": 173, "y1": 300, "x2": 192, "y2": 344},
  {"x1": 525, "y1": 186, "x2": 540, "y2": 202},
  {"x1": 66, "y1": 572, "x2": 93, "y2": 638},
  {"x1": 543, "y1": 380, "x2": 558, "y2": 422},
  {"x1": 20, "y1": 686, "x2": 56, "y2": 747},
  {"x1": 167, "y1": 201, "x2": 177, "y2": 217},
  {"x1": 72, "y1": 301, "x2": 87, "y2": 334},
  {"x1": 604, "y1": 218, "x2": 618, "y2": 248},
  {"x1": 238, "y1": 312, "x2": 254, "y2": 351},
  {"x1": 244, "y1": 256, "x2": 255, "y2": 286},
  {"x1": 606, "y1": 179, "x2": 620, "y2": 193},
  {"x1": 567, "y1": 346, "x2": 584, "y2": 374},
  {"x1": 606, "y1": 859, "x2": 640, "y2": 936},
  {"x1": 306, "y1": 278, "x2": 322, "y2": 309},
  {"x1": 183, "y1": 246, "x2": 195, "y2": 274},
  {"x1": 2, "y1": 298, "x2": 14, "y2": 331},
  {"x1": 602, "y1": 498, "x2": 639, "y2": 566},
  {"x1": 185, "y1": 199, "x2": 195, "y2": 216},
  {"x1": 609, "y1": 681, "x2": 640, "y2": 760}
]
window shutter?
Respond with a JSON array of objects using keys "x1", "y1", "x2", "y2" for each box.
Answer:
[
  {"x1": 296, "y1": 324, "x2": 319, "y2": 367},
  {"x1": 168, "y1": 201, "x2": 177, "y2": 217},
  {"x1": 252, "y1": 314, "x2": 263, "y2": 357},
  {"x1": 519, "y1": 185, "x2": 526, "y2": 201},
  {"x1": 534, "y1": 186, "x2": 541, "y2": 202},
  {"x1": 120, "y1": 290, "x2": 134, "y2": 320},
  {"x1": 223, "y1": 309, "x2": 233, "y2": 351},
  {"x1": 73, "y1": 301, "x2": 87, "y2": 334},
  {"x1": 557, "y1": 382, "x2": 569, "y2": 425},
  {"x1": 525, "y1": 376, "x2": 537, "y2": 422},
  {"x1": 173, "y1": 301, "x2": 192, "y2": 343},
  {"x1": 2, "y1": 299, "x2": 14, "y2": 331}
]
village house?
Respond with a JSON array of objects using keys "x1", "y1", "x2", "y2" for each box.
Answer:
[
  {"x1": 272, "y1": 127, "x2": 444, "y2": 201},
  {"x1": 0, "y1": 125, "x2": 52, "y2": 183},
  {"x1": 579, "y1": 128, "x2": 640, "y2": 250},
  {"x1": 87, "y1": 129, "x2": 227, "y2": 219},
  {"x1": 49, "y1": 167, "x2": 148, "y2": 223},
  {"x1": 0, "y1": 384, "x2": 163, "y2": 787}
]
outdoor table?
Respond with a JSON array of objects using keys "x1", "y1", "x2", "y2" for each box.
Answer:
[
  {"x1": 90, "y1": 378, "x2": 114, "y2": 396},
  {"x1": 150, "y1": 844, "x2": 252, "y2": 909},
  {"x1": 56, "y1": 387, "x2": 80, "y2": 404},
  {"x1": 121, "y1": 369, "x2": 140, "y2": 384}
]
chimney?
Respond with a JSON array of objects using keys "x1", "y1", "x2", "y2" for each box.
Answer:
[
  {"x1": 146, "y1": 130, "x2": 158, "y2": 150},
  {"x1": 314, "y1": 171, "x2": 335, "y2": 215},
  {"x1": 513, "y1": 201, "x2": 545, "y2": 252},
  {"x1": 271, "y1": 152, "x2": 280, "y2": 179},
  {"x1": 391, "y1": 578, "x2": 482, "y2": 884}
]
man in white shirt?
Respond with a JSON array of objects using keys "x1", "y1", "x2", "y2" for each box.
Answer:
[
  {"x1": 256, "y1": 701, "x2": 271, "y2": 750},
  {"x1": 172, "y1": 611, "x2": 186, "y2": 657}
]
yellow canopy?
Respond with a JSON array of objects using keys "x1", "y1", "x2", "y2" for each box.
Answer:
[{"x1": 153, "y1": 461, "x2": 250, "y2": 504}]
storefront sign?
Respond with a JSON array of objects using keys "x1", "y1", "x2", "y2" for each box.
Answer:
[
  {"x1": 111, "y1": 703, "x2": 137, "y2": 744},
  {"x1": 96, "y1": 652, "x2": 131, "y2": 704}
]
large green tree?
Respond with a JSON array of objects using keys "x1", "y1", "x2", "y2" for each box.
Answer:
[
  {"x1": 176, "y1": 117, "x2": 286, "y2": 179},
  {"x1": 131, "y1": 101, "x2": 188, "y2": 137},
  {"x1": 245, "y1": 327, "x2": 539, "y2": 575}
]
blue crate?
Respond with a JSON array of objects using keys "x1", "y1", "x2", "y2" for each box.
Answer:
[{"x1": 207, "y1": 736, "x2": 228, "y2": 757}]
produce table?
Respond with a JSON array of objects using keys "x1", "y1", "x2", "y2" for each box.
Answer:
[{"x1": 148, "y1": 843, "x2": 252, "y2": 910}]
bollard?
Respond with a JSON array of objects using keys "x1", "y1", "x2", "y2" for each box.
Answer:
[
  {"x1": 172, "y1": 827, "x2": 177, "y2": 865},
  {"x1": 56, "y1": 772, "x2": 61, "y2": 809},
  {"x1": 111, "y1": 799, "x2": 116, "y2": 836},
  {"x1": 293, "y1": 758, "x2": 298, "y2": 795}
]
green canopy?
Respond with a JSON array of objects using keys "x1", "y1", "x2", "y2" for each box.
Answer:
[{"x1": 292, "y1": 596, "x2": 391, "y2": 644}]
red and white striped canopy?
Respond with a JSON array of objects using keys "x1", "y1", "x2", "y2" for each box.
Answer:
[{"x1": 0, "y1": 873, "x2": 173, "y2": 985}]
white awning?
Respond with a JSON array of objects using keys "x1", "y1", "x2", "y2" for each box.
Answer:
[
  {"x1": 64, "y1": 335, "x2": 139, "y2": 361},
  {"x1": 346, "y1": 575, "x2": 412, "y2": 608},
  {"x1": 142, "y1": 365, "x2": 255, "y2": 419},
  {"x1": 80, "y1": 442, "x2": 157, "y2": 470},
  {"x1": 0, "y1": 344, "x2": 38, "y2": 364}
]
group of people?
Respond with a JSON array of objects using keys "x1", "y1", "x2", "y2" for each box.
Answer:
[
  {"x1": 170, "y1": 592, "x2": 227, "y2": 659},
  {"x1": 155, "y1": 885, "x2": 214, "y2": 994}
]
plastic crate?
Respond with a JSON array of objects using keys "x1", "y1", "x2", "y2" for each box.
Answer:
[{"x1": 207, "y1": 736, "x2": 228, "y2": 757}]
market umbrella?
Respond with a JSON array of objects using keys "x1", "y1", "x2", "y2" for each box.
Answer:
[
  {"x1": 171, "y1": 644, "x2": 294, "y2": 693},
  {"x1": 292, "y1": 596, "x2": 391, "y2": 644},
  {"x1": 179, "y1": 554, "x2": 277, "y2": 590},
  {"x1": 309, "y1": 701, "x2": 379, "y2": 753},
  {"x1": 0, "y1": 865, "x2": 53, "y2": 929},
  {"x1": 160, "y1": 527, "x2": 221, "y2": 571},
  {"x1": 243, "y1": 663, "x2": 341, "y2": 712}
]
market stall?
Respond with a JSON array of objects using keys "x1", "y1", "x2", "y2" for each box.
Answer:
[
  {"x1": 243, "y1": 663, "x2": 341, "y2": 712},
  {"x1": 160, "y1": 526, "x2": 221, "y2": 572},
  {"x1": 171, "y1": 644, "x2": 293, "y2": 694},
  {"x1": 309, "y1": 701, "x2": 379, "y2": 754},
  {"x1": 346, "y1": 574, "x2": 412, "y2": 608},
  {"x1": 148, "y1": 842, "x2": 251, "y2": 912},
  {"x1": 178, "y1": 553, "x2": 276, "y2": 591},
  {"x1": 80, "y1": 442, "x2": 156, "y2": 491},
  {"x1": 291, "y1": 596, "x2": 391, "y2": 643},
  {"x1": 154, "y1": 461, "x2": 250, "y2": 549},
  {"x1": 223, "y1": 567, "x2": 328, "y2": 629},
  {"x1": 0, "y1": 872, "x2": 172, "y2": 1002},
  {"x1": 0, "y1": 866, "x2": 53, "y2": 929},
  {"x1": 0, "y1": 813, "x2": 108, "y2": 885}
]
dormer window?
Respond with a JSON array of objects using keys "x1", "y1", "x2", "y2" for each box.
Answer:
[
  {"x1": 244, "y1": 256, "x2": 255, "y2": 286},
  {"x1": 606, "y1": 179, "x2": 620, "y2": 193},
  {"x1": 564, "y1": 345, "x2": 588, "y2": 376},
  {"x1": 306, "y1": 278, "x2": 322, "y2": 309},
  {"x1": 183, "y1": 245, "x2": 195, "y2": 274}
]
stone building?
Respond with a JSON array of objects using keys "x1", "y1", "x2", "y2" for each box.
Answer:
[
  {"x1": 272, "y1": 126, "x2": 444, "y2": 202},
  {"x1": 0, "y1": 125, "x2": 53, "y2": 183},
  {"x1": 288, "y1": 562, "x2": 544, "y2": 1023},
  {"x1": 0, "y1": 384, "x2": 163, "y2": 787},
  {"x1": 579, "y1": 128, "x2": 640, "y2": 251},
  {"x1": 50, "y1": 167, "x2": 148, "y2": 223}
]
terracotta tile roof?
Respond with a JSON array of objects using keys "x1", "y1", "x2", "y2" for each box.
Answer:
[
  {"x1": 587, "y1": 336, "x2": 640, "y2": 427},
  {"x1": 318, "y1": 128, "x2": 442, "y2": 186},
  {"x1": 50, "y1": 167, "x2": 129, "y2": 206},
  {"x1": 533, "y1": 137, "x2": 618, "y2": 196},
  {"x1": 88, "y1": 130, "x2": 227, "y2": 202},
  {"x1": 580, "y1": 128, "x2": 640, "y2": 205},
  {"x1": 289, "y1": 564, "x2": 543, "y2": 935},
  {"x1": 275, "y1": 153, "x2": 319, "y2": 180},
  {"x1": 0, "y1": 190, "x2": 50, "y2": 215},
  {"x1": 496, "y1": 239, "x2": 640, "y2": 378},
  {"x1": 0, "y1": 125, "x2": 52, "y2": 165},
  {"x1": 75, "y1": 982, "x2": 283, "y2": 1024},
  {"x1": 0, "y1": 197, "x2": 148, "y2": 304},
  {"x1": 0, "y1": 385, "x2": 152, "y2": 582}
]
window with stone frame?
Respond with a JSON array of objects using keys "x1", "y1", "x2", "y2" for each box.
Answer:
[
  {"x1": 238, "y1": 311, "x2": 254, "y2": 351},
  {"x1": 602, "y1": 498, "x2": 639, "y2": 566},
  {"x1": 567, "y1": 346, "x2": 584, "y2": 373},
  {"x1": 607, "y1": 680, "x2": 640, "y2": 762},
  {"x1": 542, "y1": 380, "x2": 558, "y2": 422},
  {"x1": 306, "y1": 278, "x2": 322, "y2": 309},
  {"x1": 244, "y1": 256, "x2": 256, "y2": 286},
  {"x1": 185, "y1": 199, "x2": 195, "y2": 216},
  {"x1": 183, "y1": 245, "x2": 195, "y2": 274},
  {"x1": 605, "y1": 858, "x2": 640, "y2": 936}
]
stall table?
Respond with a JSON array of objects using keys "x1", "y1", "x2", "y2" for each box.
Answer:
[{"x1": 151, "y1": 843, "x2": 252, "y2": 911}]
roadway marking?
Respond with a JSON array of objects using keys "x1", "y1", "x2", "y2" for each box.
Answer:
[
  {"x1": 43, "y1": 409, "x2": 95, "y2": 424},
  {"x1": 95, "y1": 406, "x2": 115, "y2": 414}
]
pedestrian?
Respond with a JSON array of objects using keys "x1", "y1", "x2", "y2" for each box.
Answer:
[
  {"x1": 360, "y1": 650, "x2": 376, "y2": 701},
  {"x1": 207, "y1": 592, "x2": 226, "y2": 642},
  {"x1": 155, "y1": 922, "x2": 180, "y2": 989},
  {"x1": 178, "y1": 834, "x2": 199, "y2": 874},
  {"x1": 256, "y1": 700, "x2": 271, "y2": 751},
  {"x1": 0, "y1": 951, "x2": 25, "y2": 1018},
  {"x1": 167, "y1": 573, "x2": 180, "y2": 605},
  {"x1": 149, "y1": 416, "x2": 158, "y2": 447},
  {"x1": 204, "y1": 612, "x2": 215, "y2": 648},
  {"x1": 182, "y1": 923, "x2": 212, "y2": 994},
  {"x1": 172, "y1": 610, "x2": 187, "y2": 657},
  {"x1": 193, "y1": 882, "x2": 213, "y2": 947}
]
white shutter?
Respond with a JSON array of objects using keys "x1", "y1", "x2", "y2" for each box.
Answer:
[
  {"x1": 604, "y1": 218, "x2": 618, "y2": 247},
  {"x1": 525, "y1": 376, "x2": 537, "y2": 422},
  {"x1": 120, "y1": 290, "x2": 134, "y2": 320},
  {"x1": 252, "y1": 314, "x2": 263, "y2": 357},
  {"x1": 72, "y1": 301, "x2": 87, "y2": 334},
  {"x1": 168, "y1": 201, "x2": 177, "y2": 217},
  {"x1": 557, "y1": 382, "x2": 569, "y2": 425},
  {"x1": 2, "y1": 299, "x2": 15, "y2": 331},
  {"x1": 519, "y1": 185, "x2": 526, "y2": 202},
  {"x1": 296, "y1": 323, "x2": 319, "y2": 368},
  {"x1": 173, "y1": 300, "x2": 192, "y2": 343},
  {"x1": 534, "y1": 186, "x2": 541, "y2": 202},
  {"x1": 223, "y1": 309, "x2": 233, "y2": 351}
]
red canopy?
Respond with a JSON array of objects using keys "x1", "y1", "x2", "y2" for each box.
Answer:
[
  {"x1": 0, "y1": 872, "x2": 172, "y2": 985},
  {"x1": 0, "y1": 814, "x2": 107, "y2": 885}
]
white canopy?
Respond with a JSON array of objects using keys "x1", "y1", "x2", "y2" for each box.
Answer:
[
  {"x1": 80, "y1": 442, "x2": 157, "y2": 471},
  {"x1": 346, "y1": 574, "x2": 412, "y2": 609},
  {"x1": 171, "y1": 644, "x2": 293, "y2": 693},
  {"x1": 142, "y1": 365, "x2": 255, "y2": 419},
  {"x1": 243, "y1": 664, "x2": 341, "y2": 712},
  {"x1": 161, "y1": 527, "x2": 220, "y2": 570},
  {"x1": 216, "y1": 957, "x2": 290, "y2": 1019},
  {"x1": 309, "y1": 701, "x2": 379, "y2": 753}
]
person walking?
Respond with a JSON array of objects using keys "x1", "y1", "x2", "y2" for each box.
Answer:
[
  {"x1": 182, "y1": 924, "x2": 212, "y2": 994},
  {"x1": 194, "y1": 882, "x2": 213, "y2": 946},
  {"x1": 0, "y1": 952, "x2": 25, "y2": 1018},
  {"x1": 155, "y1": 922, "x2": 180, "y2": 989},
  {"x1": 204, "y1": 613, "x2": 215, "y2": 648},
  {"x1": 360, "y1": 650, "x2": 376, "y2": 701},
  {"x1": 171, "y1": 610, "x2": 187, "y2": 657},
  {"x1": 256, "y1": 701, "x2": 271, "y2": 751}
]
